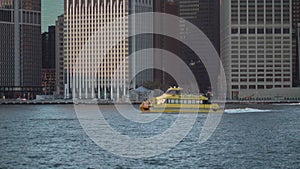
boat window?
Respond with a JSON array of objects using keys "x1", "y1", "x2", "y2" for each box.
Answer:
[
  {"x1": 165, "y1": 90, "x2": 181, "y2": 95},
  {"x1": 170, "y1": 99, "x2": 174, "y2": 104},
  {"x1": 166, "y1": 90, "x2": 176, "y2": 95}
]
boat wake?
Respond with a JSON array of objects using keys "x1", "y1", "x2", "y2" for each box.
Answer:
[
  {"x1": 272, "y1": 103, "x2": 300, "y2": 106},
  {"x1": 225, "y1": 108, "x2": 271, "y2": 114}
]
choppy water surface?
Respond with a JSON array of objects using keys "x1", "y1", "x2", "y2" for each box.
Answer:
[{"x1": 0, "y1": 104, "x2": 299, "y2": 168}]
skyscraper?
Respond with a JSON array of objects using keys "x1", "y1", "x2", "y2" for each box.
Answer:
[
  {"x1": 55, "y1": 14, "x2": 65, "y2": 97},
  {"x1": 221, "y1": 0, "x2": 300, "y2": 99},
  {"x1": 179, "y1": 0, "x2": 220, "y2": 92},
  {"x1": 292, "y1": 0, "x2": 300, "y2": 86},
  {"x1": 129, "y1": 0, "x2": 153, "y2": 88},
  {"x1": 42, "y1": 26, "x2": 56, "y2": 95},
  {"x1": 42, "y1": 26, "x2": 56, "y2": 69},
  {"x1": 0, "y1": 0, "x2": 42, "y2": 99},
  {"x1": 153, "y1": 0, "x2": 180, "y2": 89},
  {"x1": 298, "y1": 23, "x2": 300, "y2": 81},
  {"x1": 64, "y1": 0, "x2": 128, "y2": 100}
]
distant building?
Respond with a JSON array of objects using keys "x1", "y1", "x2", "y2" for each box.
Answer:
[
  {"x1": 42, "y1": 26, "x2": 56, "y2": 95},
  {"x1": 292, "y1": 0, "x2": 300, "y2": 86},
  {"x1": 42, "y1": 26, "x2": 56, "y2": 69},
  {"x1": 221, "y1": 0, "x2": 295, "y2": 99},
  {"x1": 179, "y1": 0, "x2": 220, "y2": 92},
  {"x1": 129, "y1": 0, "x2": 154, "y2": 88},
  {"x1": 298, "y1": 23, "x2": 300, "y2": 82},
  {"x1": 64, "y1": 0, "x2": 129, "y2": 100},
  {"x1": 55, "y1": 14, "x2": 64, "y2": 97},
  {"x1": 41, "y1": 69, "x2": 55, "y2": 95},
  {"x1": 0, "y1": 0, "x2": 42, "y2": 99},
  {"x1": 153, "y1": 0, "x2": 180, "y2": 89}
]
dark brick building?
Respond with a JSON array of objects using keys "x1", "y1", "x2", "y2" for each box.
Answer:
[{"x1": 0, "y1": 0, "x2": 42, "y2": 99}]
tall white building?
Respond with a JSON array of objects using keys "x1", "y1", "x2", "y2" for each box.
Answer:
[
  {"x1": 221, "y1": 0, "x2": 294, "y2": 99},
  {"x1": 64, "y1": 0, "x2": 129, "y2": 100}
]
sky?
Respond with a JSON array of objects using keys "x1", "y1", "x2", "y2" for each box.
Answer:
[{"x1": 41, "y1": 0, "x2": 64, "y2": 33}]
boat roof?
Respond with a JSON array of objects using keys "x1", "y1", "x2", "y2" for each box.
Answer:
[{"x1": 167, "y1": 87, "x2": 183, "y2": 91}]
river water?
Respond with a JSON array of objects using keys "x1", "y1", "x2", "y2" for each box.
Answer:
[{"x1": 0, "y1": 104, "x2": 299, "y2": 168}]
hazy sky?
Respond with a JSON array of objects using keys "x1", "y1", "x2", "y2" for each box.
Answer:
[{"x1": 41, "y1": 0, "x2": 64, "y2": 33}]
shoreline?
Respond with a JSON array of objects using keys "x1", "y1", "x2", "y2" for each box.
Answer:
[{"x1": 0, "y1": 99, "x2": 299, "y2": 105}]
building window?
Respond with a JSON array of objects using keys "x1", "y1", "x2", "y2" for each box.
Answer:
[
  {"x1": 275, "y1": 28, "x2": 281, "y2": 34},
  {"x1": 258, "y1": 85, "x2": 264, "y2": 89},
  {"x1": 240, "y1": 28, "x2": 247, "y2": 34},
  {"x1": 283, "y1": 28, "x2": 290, "y2": 34},
  {"x1": 249, "y1": 28, "x2": 255, "y2": 34},
  {"x1": 232, "y1": 85, "x2": 239, "y2": 89},
  {"x1": 266, "y1": 28, "x2": 273, "y2": 34},
  {"x1": 232, "y1": 28, "x2": 238, "y2": 34},
  {"x1": 249, "y1": 85, "x2": 256, "y2": 89},
  {"x1": 240, "y1": 85, "x2": 247, "y2": 89},
  {"x1": 257, "y1": 28, "x2": 264, "y2": 34}
]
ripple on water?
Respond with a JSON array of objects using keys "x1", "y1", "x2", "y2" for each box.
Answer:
[{"x1": 0, "y1": 105, "x2": 299, "y2": 168}]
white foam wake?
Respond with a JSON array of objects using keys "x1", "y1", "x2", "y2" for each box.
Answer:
[
  {"x1": 225, "y1": 108, "x2": 271, "y2": 114},
  {"x1": 272, "y1": 103, "x2": 300, "y2": 106}
]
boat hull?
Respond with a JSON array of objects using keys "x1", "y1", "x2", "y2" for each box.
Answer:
[{"x1": 140, "y1": 103, "x2": 223, "y2": 113}]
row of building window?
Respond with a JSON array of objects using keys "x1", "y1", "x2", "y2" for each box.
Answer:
[
  {"x1": 232, "y1": 69, "x2": 290, "y2": 72},
  {"x1": 232, "y1": 78, "x2": 290, "y2": 82},
  {"x1": 232, "y1": 84, "x2": 291, "y2": 90},
  {"x1": 231, "y1": 36, "x2": 290, "y2": 40},
  {"x1": 232, "y1": 28, "x2": 290, "y2": 34},
  {"x1": 232, "y1": 73, "x2": 290, "y2": 77}
]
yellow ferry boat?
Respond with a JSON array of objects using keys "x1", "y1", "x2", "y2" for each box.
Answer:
[{"x1": 140, "y1": 87, "x2": 222, "y2": 113}]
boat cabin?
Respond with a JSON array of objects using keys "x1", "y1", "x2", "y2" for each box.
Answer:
[{"x1": 165, "y1": 87, "x2": 183, "y2": 95}]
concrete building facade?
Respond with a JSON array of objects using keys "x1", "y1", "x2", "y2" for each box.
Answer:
[{"x1": 221, "y1": 0, "x2": 294, "y2": 99}]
